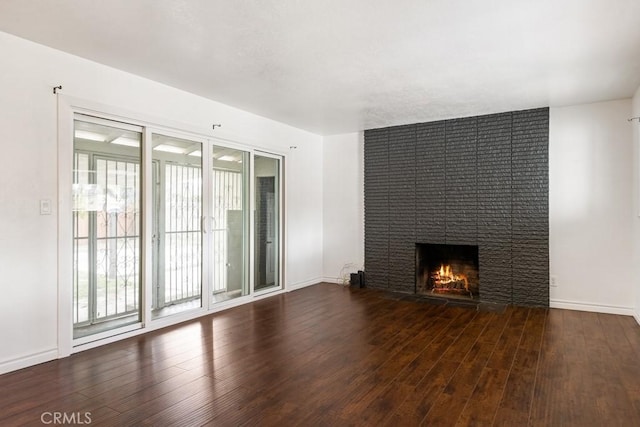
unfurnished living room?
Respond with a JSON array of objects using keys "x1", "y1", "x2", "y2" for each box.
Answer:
[{"x1": 1, "y1": 1, "x2": 640, "y2": 426}]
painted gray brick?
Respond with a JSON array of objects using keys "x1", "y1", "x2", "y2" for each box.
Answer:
[{"x1": 364, "y1": 108, "x2": 549, "y2": 306}]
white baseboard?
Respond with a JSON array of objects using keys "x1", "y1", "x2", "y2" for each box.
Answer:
[
  {"x1": 634, "y1": 311, "x2": 640, "y2": 326},
  {"x1": 550, "y1": 299, "x2": 635, "y2": 316},
  {"x1": 0, "y1": 348, "x2": 58, "y2": 375},
  {"x1": 287, "y1": 277, "x2": 323, "y2": 291},
  {"x1": 321, "y1": 276, "x2": 346, "y2": 285}
]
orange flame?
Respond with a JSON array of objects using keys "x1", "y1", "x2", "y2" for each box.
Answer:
[{"x1": 433, "y1": 264, "x2": 469, "y2": 291}]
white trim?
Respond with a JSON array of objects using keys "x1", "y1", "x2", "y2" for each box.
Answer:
[
  {"x1": 550, "y1": 299, "x2": 636, "y2": 316},
  {"x1": 279, "y1": 154, "x2": 285, "y2": 292},
  {"x1": 57, "y1": 96, "x2": 74, "y2": 358},
  {"x1": 288, "y1": 277, "x2": 323, "y2": 291},
  {"x1": 248, "y1": 149, "x2": 256, "y2": 297},
  {"x1": 635, "y1": 117, "x2": 640, "y2": 217},
  {"x1": 73, "y1": 322, "x2": 143, "y2": 347},
  {"x1": 75, "y1": 113, "x2": 144, "y2": 132},
  {"x1": 0, "y1": 349, "x2": 58, "y2": 375},
  {"x1": 142, "y1": 127, "x2": 153, "y2": 329},
  {"x1": 252, "y1": 286, "x2": 283, "y2": 298},
  {"x1": 633, "y1": 310, "x2": 640, "y2": 326},
  {"x1": 282, "y1": 155, "x2": 288, "y2": 291},
  {"x1": 321, "y1": 276, "x2": 345, "y2": 285},
  {"x1": 202, "y1": 140, "x2": 214, "y2": 310}
]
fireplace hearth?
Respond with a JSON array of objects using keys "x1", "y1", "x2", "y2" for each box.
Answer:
[{"x1": 416, "y1": 243, "x2": 479, "y2": 299}]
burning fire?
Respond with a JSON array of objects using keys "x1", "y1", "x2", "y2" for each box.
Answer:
[{"x1": 432, "y1": 264, "x2": 469, "y2": 292}]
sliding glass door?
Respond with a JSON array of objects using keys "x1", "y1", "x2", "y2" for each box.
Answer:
[
  {"x1": 210, "y1": 145, "x2": 249, "y2": 303},
  {"x1": 254, "y1": 154, "x2": 281, "y2": 292},
  {"x1": 151, "y1": 134, "x2": 203, "y2": 319},
  {"x1": 151, "y1": 138, "x2": 252, "y2": 314},
  {"x1": 70, "y1": 112, "x2": 283, "y2": 343},
  {"x1": 73, "y1": 117, "x2": 142, "y2": 339}
]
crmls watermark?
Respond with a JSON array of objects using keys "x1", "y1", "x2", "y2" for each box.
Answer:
[{"x1": 40, "y1": 412, "x2": 92, "y2": 425}]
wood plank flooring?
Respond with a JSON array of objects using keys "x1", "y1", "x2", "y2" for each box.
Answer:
[{"x1": 2, "y1": 283, "x2": 640, "y2": 426}]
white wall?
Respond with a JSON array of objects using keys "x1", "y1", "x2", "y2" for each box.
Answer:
[
  {"x1": 286, "y1": 140, "x2": 324, "y2": 289},
  {"x1": 322, "y1": 132, "x2": 364, "y2": 283},
  {"x1": 549, "y1": 100, "x2": 634, "y2": 314},
  {"x1": 632, "y1": 87, "x2": 640, "y2": 322},
  {"x1": 0, "y1": 31, "x2": 323, "y2": 373}
]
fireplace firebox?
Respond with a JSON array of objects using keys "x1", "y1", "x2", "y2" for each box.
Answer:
[{"x1": 416, "y1": 243, "x2": 479, "y2": 299}]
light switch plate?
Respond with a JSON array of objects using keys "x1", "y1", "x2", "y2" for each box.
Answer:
[{"x1": 40, "y1": 199, "x2": 52, "y2": 215}]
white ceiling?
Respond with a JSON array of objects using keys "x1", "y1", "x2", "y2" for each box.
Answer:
[{"x1": 1, "y1": 0, "x2": 639, "y2": 136}]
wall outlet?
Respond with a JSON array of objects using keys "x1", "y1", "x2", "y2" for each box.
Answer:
[{"x1": 550, "y1": 275, "x2": 558, "y2": 287}]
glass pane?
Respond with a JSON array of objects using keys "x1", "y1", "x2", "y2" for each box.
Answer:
[
  {"x1": 152, "y1": 134, "x2": 203, "y2": 319},
  {"x1": 73, "y1": 119, "x2": 142, "y2": 339},
  {"x1": 211, "y1": 145, "x2": 249, "y2": 303},
  {"x1": 254, "y1": 155, "x2": 280, "y2": 291}
]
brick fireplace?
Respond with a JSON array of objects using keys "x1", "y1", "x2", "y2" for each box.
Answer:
[{"x1": 364, "y1": 108, "x2": 549, "y2": 306}]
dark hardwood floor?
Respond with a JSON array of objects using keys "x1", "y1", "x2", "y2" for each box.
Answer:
[{"x1": 2, "y1": 283, "x2": 640, "y2": 426}]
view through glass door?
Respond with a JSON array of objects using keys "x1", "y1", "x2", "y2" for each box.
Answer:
[
  {"x1": 71, "y1": 114, "x2": 282, "y2": 342},
  {"x1": 210, "y1": 145, "x2": 249, "y2": 303},
  {"x1": 254, "y1": 154, "x2": 281, "y2": 292},
  {"x1": 151, "y1": 134, "x2": 203, "y2": 319},
  {"x1": 72, "y1": 118, "x2": 142, "y2": 339}
]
